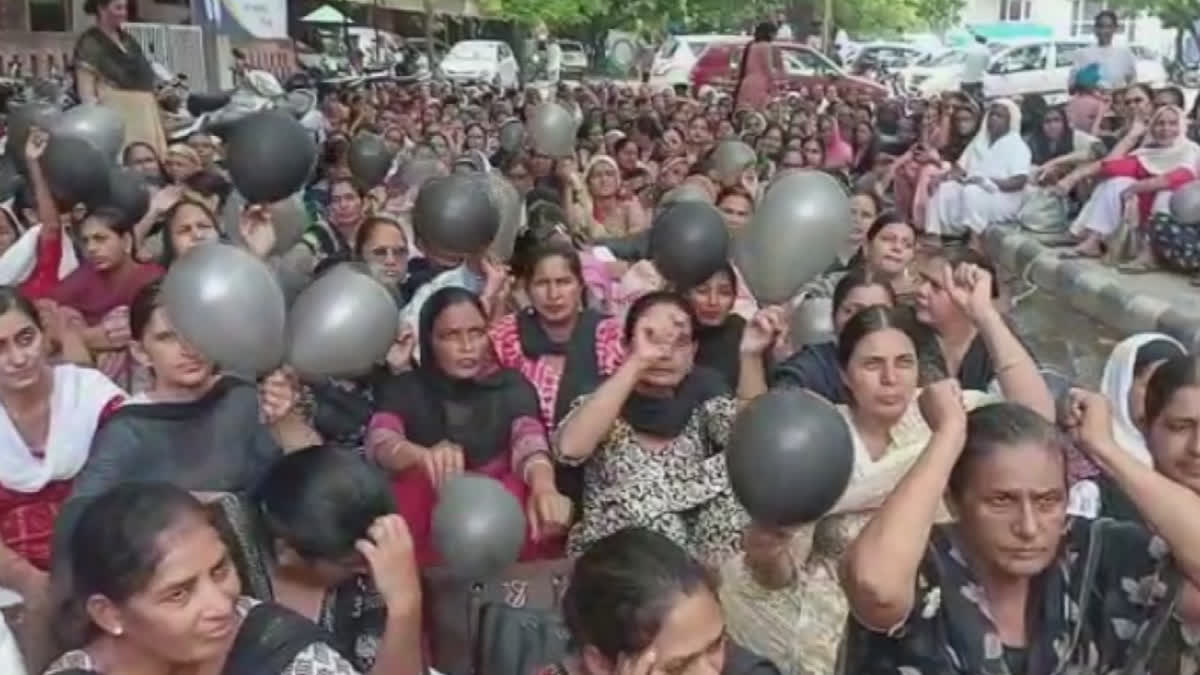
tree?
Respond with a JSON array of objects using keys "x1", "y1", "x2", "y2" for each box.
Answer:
[{"x1": 911, "y1": 0, "x2": 965, "y2": 31}]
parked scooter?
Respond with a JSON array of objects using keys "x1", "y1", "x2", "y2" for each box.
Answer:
[{"x1": 165, "y1": 69, "x2": 315, "y2": 142}]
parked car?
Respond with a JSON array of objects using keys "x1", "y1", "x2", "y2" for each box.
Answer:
[
  {"x1": 558, "y1": 40, "x2": 589, "y2": 79},
  {"x1": 650, "y1": 33, "x2": 742, "y2": 89},
  {"x1": 690, "y1": 41, "x2": 889, "y2": 101},
  {"x1": 440, "y1": 39, "x2": 520, "y2": 89},
  {"x1": 899, "y1": 44, "x2": 1005, "y2": 96},
  {"x1": 983, "y1": 40, "x2": 1167, "y2": 102},
  {"x1": 849, "y1": 42, "x2": 930, "y2": 76}
]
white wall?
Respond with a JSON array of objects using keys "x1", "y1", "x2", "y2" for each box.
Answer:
[{"x1": 958, "y1": 0, "x2": 1175, "y2": 53}]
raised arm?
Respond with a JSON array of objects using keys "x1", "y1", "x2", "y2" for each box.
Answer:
[
  {"x1": 943, "y1": 263, "x2": 1054, "y2": 420},
  {"x1": 840, "y1": 379, "x2": 966, "y2": 630}
]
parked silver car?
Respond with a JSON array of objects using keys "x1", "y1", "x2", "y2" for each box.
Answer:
[{"x1": 559, "y1": 40, "x2": 589, "y2": 78}]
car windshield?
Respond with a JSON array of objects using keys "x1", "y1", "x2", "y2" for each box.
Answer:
[
  {"x1": 449, "y1": 43, "x2": 494, "y2": 60},
  {"x1": 560, "y1": 42, "x2": 583, "y2": 52}
]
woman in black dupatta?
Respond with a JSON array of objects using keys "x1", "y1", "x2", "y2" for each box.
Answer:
[
  {"x1": 367, "y1": 287, "x2": 572, "y2": 567},
  {"x1": 46, "y1": 483, "x2": 363, "y2": 675},
  {"x1": 489, "y1": 243, "x2": 626, "y2": 506},
  {"x1": 73, "y1": 0, "x2": 167, "y2": 156}
]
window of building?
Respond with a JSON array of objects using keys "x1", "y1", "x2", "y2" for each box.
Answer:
[
  {"x1": 1069, "y1": 0, "x2": 1137, "y2": 42},
  {"x1": 998, "y1": 0, "x2": 1032, "y2": 21},
  {"x1": 27, "y1": 0, "x2": 68, "y2": 31}
]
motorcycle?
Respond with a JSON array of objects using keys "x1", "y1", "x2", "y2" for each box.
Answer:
[{"x1": 165, "y1": 69, "x2": 316, "y2": 142}]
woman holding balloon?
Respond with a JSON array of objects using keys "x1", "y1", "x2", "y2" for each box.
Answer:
[
  {"x1": 62, "y1": 281, "x2": 311, "y2": 520},
  {"x1": 724, "y1": 264, "x2": 1051, "y2": 675},
  {"x1": 368, "y1": 287, "x2": 572, "y2": 565},
  {"x1": 840, "y1": 382, "x2": 1200, "y2": 673}
]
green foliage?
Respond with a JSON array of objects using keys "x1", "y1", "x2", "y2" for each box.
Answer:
[{"x1": 1106, "y1": 0, "x2": 1199, "y2": 30}]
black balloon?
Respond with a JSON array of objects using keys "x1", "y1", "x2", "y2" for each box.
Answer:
[
  {"x1": 225, "y1": 111, "x2": 317, "y2": 204},
  {"x1": 348, "y1": 132, "x2": 394, "y2": 189},
  {"x1": 649, "y1": 201, "x2": 729, "y2": 288},
  {"x1": 102, "y1": 167, "x2": 151, "y2": 222},
  {"x1": 726, "y1": 388, "x2": 854, "y2": 526},
  {"x1": 5, "y1": 102, "x2": 60, "y2": 174},
  {"x1": 43, "y1": 135, "x2": 110, "y2": 207},
  {"x1": 412, "y1": 174, "x2": 499, "y2": 255}
]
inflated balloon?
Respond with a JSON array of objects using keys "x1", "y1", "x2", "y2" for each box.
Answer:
[
  {"x1": 103, "y1": 167, "x2": 150, "y2": 222},
  {"x1": 711, "y1": 139, "x2": 756, "y2": 186},
  {"x1": 223, "y1": 191, "x2": 307, "y2": 256},
  {"x1": 162, "y1": 242, "x2": 287, "y2": 376},
  {"x1": 498, "y1": 119, "x2": 525, "y2": 153},
  {"x1": 4, "y1": 102, "x2": 60, "y2": 173},
  {"x1": 1169, "y1": 181, "x2": 1200, "y2": 225},
  {"x1": 432, "y1": 475, "x2": 525, "y2": 579},
  {"x1": 484, "y1": 172, "x2": 524, "y2": 261},
  {"x1": 659, "y1": 182, "x2": 713, "y2": 207},
  {"x1": 413, "y1": 174, "x2": 499, "y2": 255},
  {"x1": 225, "y1": 111, "x2": 318, "y2": 204},
  {"x1": 43, "y1": 135, "x2": 111, "y2": 207},
  {"x1": 54, "y1": 103, "x2": 126, "y2": 160},
  {"x1": 527, "y1": 103, "x2": 577, "y2": 158},
  {"x1": 649, "y1": 200, "x2": 729, "y2": 288},
  {"x1": 735, "y1": 170, "x2": 851, "y2": 304},
  {"x1": 399, "y1": 158, "x2": 446, "y2": 191},
  {"x1": 348, "y1": 132, "x2": 394, "y2": 189},
  {"x1": 726, "y1": 388, "x2": 854, "y2": 526},
  {"x1": 286, "y1": 265, "x2": 399, "y2": 380},
  {"x1": 789, "y1": 298, "x2": 834, "y2": 347}
]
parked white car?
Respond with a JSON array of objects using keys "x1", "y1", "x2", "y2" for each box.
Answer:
[
  {"x1": 650, "y1": 34, "x2": 740, "y2": 89},
  {"x1": 900, "y1": 45, "x2": 1005, "y2": 96},
  {"x1": 440, "y1": 40, "x2": 520, "y2": 88},
  {"x1": 984, "y1": 40, "x2": 1167, "y2": 102},
  {"x1": 558, "y1": 40, "x2": 589, "y2": 79}
]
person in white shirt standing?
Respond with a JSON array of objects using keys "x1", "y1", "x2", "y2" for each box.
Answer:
[
  {"x1": 960, "y1": 32, "x2": 990, "y2": 104},
  {"x1": 775, "y1": 12, "x2": 794, "y2": 41},
  {"x1": 1072, "y1": 10, "x2": 1137, "y2": 89}
]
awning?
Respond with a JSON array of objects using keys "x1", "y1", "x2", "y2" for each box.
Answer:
[
  {"x1": 945, "y1": 22, "x2": 1054, "y2": 46},
  {"x1": 343, "y1": 0, "x2": 482, "y2": 18},
  {"x1": 300, "y1": 5, "x2": 355, "y2": 24}
]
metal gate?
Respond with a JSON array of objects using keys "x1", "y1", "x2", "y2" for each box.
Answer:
[{"x1": 123, "y1": 22, "x2": 208, "y2": 87}]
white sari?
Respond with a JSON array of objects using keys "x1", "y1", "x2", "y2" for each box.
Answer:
[{"x1": 926, "y1": 99, "x2": 1032, "y2": 236}]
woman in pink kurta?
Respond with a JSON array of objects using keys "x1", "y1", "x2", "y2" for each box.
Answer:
[
  {"x1": 490, "y1": 244, "x2": 625, "y2": 506},
  {"x1": 734, "y1": 23, "x2": 778, "y2": 111}
]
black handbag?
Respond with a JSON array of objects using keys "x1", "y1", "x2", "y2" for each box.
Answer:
[
  {"x1": 423, "y1": 558, "x2": 574, "y2": 675},
  {"x1": 475, "y1": 604, "x2": 570, "y2": 675}
]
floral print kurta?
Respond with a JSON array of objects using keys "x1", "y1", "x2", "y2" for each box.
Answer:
[
  {"x1": 839, "y1": 517, "x2": 1200, "y2": 674},
  {"x1": 553, "y1": 395, "x2": 749, "y2": 565}
]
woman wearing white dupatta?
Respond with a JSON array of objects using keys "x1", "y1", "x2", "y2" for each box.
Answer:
[
  {"x1": 1064, "y1": 105, "x2": 1200, "y2": 266},
  {"x1": 0, "y1": 288, "x2": 123, "y2": 613},
  {"x1": 925, "y1": 99, "x2": 1031, "y2": 247}
]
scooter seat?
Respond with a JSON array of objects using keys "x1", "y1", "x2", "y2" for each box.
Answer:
[{"x1": 186, "y1": 91, "x2": 233, "y2": 117}]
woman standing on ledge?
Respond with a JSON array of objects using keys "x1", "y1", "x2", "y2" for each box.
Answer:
[{"x1": 73, "y1": 0, "x2": 168, "y2": 157}]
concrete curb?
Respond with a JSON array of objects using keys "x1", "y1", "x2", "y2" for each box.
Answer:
[{"x1": 982, "y1": 227, "x2": 1200, "y2": 351}]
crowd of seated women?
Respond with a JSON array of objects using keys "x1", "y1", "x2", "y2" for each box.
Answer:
[{"x1": 1, "y1": 58, "x2": 1200, "y2": 675}]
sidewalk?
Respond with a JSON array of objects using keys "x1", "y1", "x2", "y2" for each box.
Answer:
[{"x1": 983, "y1": 226, "x2": 1200, "y2": 352}]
